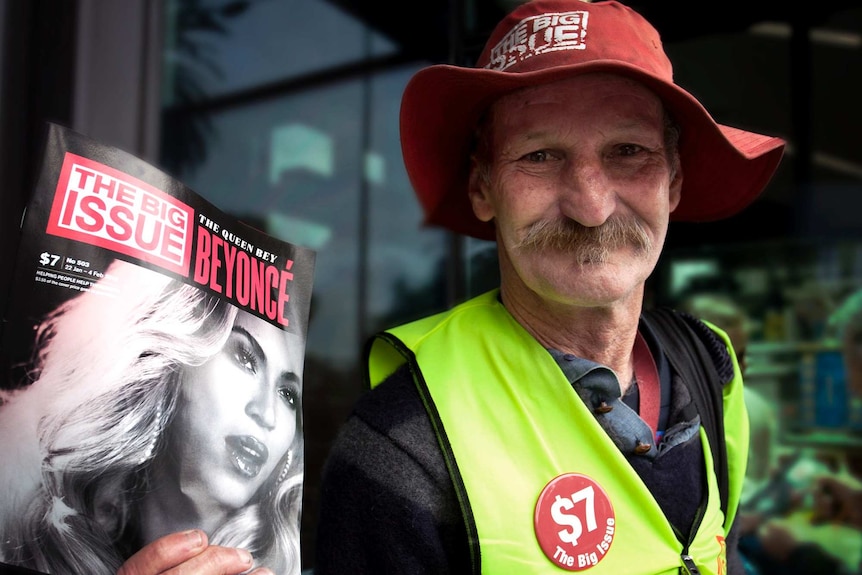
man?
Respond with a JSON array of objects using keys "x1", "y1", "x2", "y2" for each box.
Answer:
[
  {"x1": 114, "y1": 1, "x2": 783, "y2": 574},
  {"x1": 314, "y1": 1, "x2": 784, "y2": 574}
]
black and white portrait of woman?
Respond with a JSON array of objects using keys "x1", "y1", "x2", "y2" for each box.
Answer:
[{"x1": 0, "y1": 258, "x2": 306, "y2": 575}]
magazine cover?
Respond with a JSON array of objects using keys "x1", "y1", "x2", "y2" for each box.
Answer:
[{"x1": 0, "y1": 123, "x2": 316, "y2": 575}]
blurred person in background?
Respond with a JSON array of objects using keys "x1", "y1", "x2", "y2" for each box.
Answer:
[
  {"x1": 680, "y1": 293, "x2": 779, "y2": 502},
  {"x1": 714, "y1": 287, "x2": 862, "y2": 575}
]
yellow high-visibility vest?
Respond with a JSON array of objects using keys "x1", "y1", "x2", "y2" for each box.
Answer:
[{"x1": 367, "y1": 289, "x2": 748, "y2": 574}]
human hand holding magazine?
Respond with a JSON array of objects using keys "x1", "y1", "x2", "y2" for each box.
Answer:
[{"x1": 0, "y1": 123, "x2": 315, "y2": 575}]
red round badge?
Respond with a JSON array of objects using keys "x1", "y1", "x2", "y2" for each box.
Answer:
[{"x1": 534, "y1": 473, "x2": 616, "y2": 571}]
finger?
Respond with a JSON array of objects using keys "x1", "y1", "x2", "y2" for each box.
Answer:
[
  {"x1": 117, "y1": 530, "x2": 209, "y2": 575},
  {"x1": 152, "y1": 545, "x2": 262, "y2": 575}
]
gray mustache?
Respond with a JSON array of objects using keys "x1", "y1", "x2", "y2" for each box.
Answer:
[{"x1": 515, "y1": 217, "x2": 652, "y2": 262}]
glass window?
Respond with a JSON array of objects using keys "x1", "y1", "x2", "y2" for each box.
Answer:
[
  {"x1": 161, "y1": 0, "x2": 397, "y2": 106},
  {"x1": 168, "y1": 84, "x2": 366, "y2": 365},
  {"x1": 367, "y1": 64, "x2": 450, "y2": 333}
]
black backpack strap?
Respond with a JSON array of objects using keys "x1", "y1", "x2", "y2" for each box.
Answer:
[{"x1": 641, "y1": 307, "x2": 733, "y2": 516}]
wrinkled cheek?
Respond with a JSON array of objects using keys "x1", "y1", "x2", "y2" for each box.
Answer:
[{"x1": 495, "y1": 224, "x2": 525, "y2": 255}]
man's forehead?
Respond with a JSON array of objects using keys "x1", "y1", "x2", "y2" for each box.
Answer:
[
  {"x1": 493, "y1": 73, "x2": 662, "y2": 111},
  {"x1": 489, "y1": 75, "x2": 665, "y2": 132}
]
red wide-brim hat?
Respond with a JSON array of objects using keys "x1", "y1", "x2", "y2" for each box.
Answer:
[{"x1": 400, "y1": 0, "x2": 787, "y2": 241}]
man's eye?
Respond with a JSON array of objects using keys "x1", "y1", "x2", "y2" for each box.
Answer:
[
  {"x1": 523, "y1": 150, "x2": 550, "y2": 162},
  {"x1": 616, "y1": 144, "x2": 644, "y2": 157}
]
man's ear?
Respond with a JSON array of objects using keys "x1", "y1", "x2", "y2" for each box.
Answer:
[
  {"x1": 668, "y1": 163, "x2": 683, "y2": 213},
  {"x1": 468, "y1": 159, "x2": 495, "y2": 223}
]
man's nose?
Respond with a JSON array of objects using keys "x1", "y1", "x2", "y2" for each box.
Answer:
[{"x1": 558, "y1": 160, "x2": 616, "y2": 227}]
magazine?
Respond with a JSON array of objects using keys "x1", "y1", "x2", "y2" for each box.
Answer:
[{"x1": 0, "y1": 122, "x2": 315, "y2": 575}]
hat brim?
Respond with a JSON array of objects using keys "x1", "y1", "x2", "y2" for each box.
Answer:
[{"x1": 400, "y1": 61, "x2": 786, "y2": 241}]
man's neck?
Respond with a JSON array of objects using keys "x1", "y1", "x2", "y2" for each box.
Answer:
[{"x1": 499, "y1": 283, "x2": 643, "y2": 385}]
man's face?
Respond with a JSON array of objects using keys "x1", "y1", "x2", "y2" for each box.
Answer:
[{"x1": 469, "y1": 73, "x2": 682, "y2": 309}]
